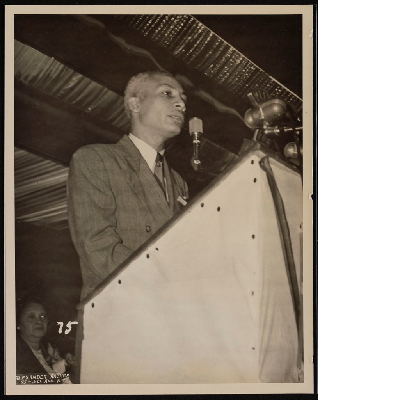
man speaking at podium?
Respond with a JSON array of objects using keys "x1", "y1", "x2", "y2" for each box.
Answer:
[{"x1": 68, "y1": 71, "x2": 189, "y2": 299}]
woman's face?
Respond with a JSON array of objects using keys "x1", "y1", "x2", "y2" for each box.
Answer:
[{"x1": 18, "y1": 302, "x2": 48, "y2": 342}]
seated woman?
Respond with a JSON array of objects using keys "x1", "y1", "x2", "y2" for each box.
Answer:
[{"x1": 16, "y1": 293, "x2": 75, "y2": 384}]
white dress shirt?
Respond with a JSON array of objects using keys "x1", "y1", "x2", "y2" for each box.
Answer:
[{"x1": 128, "y1": 133, "x2": 165, "y2": 173}]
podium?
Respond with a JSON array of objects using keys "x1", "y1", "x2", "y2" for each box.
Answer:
[{"x1": 76, "y1": 144, "x2": 303, "y2": 384}]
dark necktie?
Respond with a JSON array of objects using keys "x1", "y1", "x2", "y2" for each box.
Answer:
[{"x1": 154, "y1": 153, "x2": 166, "y2": 198}]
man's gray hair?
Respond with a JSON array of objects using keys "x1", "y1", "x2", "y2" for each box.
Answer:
[{"x1": 124, "y1": 70, "x2": 175, "y2": 121}]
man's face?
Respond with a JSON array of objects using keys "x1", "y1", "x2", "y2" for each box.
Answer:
[
  {"x1": 18, "y1": 302, "x2": 48, "y2": 343},
  {"x1": 135, "y1": 74, "x2": 187, "y2": 140}
]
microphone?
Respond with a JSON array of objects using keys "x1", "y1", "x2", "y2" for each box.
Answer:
[
  {"x1": 189, "y1": 117, "x2": 203, "y2": 171},
  {"x1": 244, "y1": 98, "x2": 287, "y2": 129},
  {"x1": 284, "y1": 142, "x2": 302, "y2": 159}
]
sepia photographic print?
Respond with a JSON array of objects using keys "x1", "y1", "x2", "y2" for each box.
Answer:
[{"x1": 5, "y1": 5, "x2": 315, "y2": 395}]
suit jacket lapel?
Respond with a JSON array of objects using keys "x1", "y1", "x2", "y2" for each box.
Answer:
[{"x1": 116, "y1": 136, "x2": 173, "y2": 225}]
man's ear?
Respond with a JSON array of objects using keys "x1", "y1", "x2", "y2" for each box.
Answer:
[{"x1": 127, "y1": 97, "x2": 141, "y2": 114}]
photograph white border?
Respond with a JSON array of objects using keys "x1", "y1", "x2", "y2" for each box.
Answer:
[{"x1": 5, "y1": 4, "x2": 314, "y2": 395}]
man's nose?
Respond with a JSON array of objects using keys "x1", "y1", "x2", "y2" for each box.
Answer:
[{"x1": 174, "y1": 98, "x2": 186, "y2": 112}]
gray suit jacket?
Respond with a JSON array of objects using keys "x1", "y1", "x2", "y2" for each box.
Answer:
[{"x1": 67, "y1": 135, "x2": 188, "y2": 299}]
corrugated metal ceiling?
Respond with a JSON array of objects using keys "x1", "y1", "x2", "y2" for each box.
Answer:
[
  {"x1": 15, "y1": 40, "x2": 130, "y2": 133},
  {"x1": 15, "y1": 147, "x2": 69, "y2": 230}
]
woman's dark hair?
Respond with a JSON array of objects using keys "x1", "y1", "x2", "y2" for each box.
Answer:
[{"x1": 16, "y1": 292, "x2": 48, "y2": 327}]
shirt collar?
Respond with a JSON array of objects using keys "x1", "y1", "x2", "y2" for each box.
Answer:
[{"x1": 128, "y1": 133, "x2": 165, "y2": 173}]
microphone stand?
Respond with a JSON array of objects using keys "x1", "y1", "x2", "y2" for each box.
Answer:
[
  {"x1": 189, "y1": 135, "x2": 228, "y2": 177},
  {"x1": 191, "y1": 130, "x2": 202, "y2": 171}
]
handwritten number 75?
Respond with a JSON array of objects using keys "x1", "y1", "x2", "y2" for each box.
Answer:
[{"x1": 56, "y1": 321, "x2": 78, "y2": 334}]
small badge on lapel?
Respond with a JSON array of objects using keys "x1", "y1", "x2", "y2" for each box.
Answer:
[{"x1": 177, "y1": 196, "x2": 188, "y2": 207}]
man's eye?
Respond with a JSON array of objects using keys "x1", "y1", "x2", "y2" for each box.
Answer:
[
  {"x1": 163, "y1": 90, "x2": 172, "y2": 97},
  {"x1": 40, "y1": 314, "x2": 48, "y2": 320}
]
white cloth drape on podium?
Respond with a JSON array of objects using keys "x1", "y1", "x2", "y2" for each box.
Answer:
[{"x1": 80, "y1": 150, "x2": 302, "y2": 384}]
